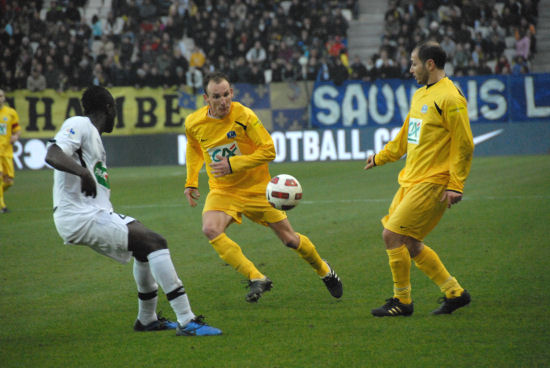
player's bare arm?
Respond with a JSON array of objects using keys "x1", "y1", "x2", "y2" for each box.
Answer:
[
  {"x1": 45, "y1": 144, "x2": 97, "y2": 198},
  {"x1": 209, "y1": 155, "x2": 231, "y2": 177},
  {"x1": 440, "y1": 190, "x2": 463, "y2": 208},
  {"x1": 184, "y1": 187, "x2": 200, "y2": 207},
  {"x1": 364, "y1": 154, "x2": 375, "y2": 170}
]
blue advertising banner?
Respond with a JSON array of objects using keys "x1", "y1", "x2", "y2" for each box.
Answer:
[{"x1": 310, "y1": 74, "x2": 550, "y2": 128}]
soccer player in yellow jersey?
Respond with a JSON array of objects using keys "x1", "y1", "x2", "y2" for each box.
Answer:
[
  {"x1": 364, "y1": 41, "x2": 474, "y2": 316},
  {"x1": 184, "y1": 72, "x2": 342, "y2": 302},
  {"x1": 0, "y1": 89, "x2": 21, "y2": 213}
]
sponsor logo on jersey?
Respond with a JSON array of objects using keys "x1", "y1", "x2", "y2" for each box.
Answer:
[
  {"x1": 208, "y1": 142, "x2": 241, "y2": 162},
  {"x1": 94, "y1": 161, "x2": 110, "y2": 189},
  {"x1": 407, "y1": 118, "x2": 422, "y2": 144},
  {"x1": 0, "y1": 123, "x2": 6, "y2": 135}
]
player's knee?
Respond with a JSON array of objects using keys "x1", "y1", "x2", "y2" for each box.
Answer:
[
  {"x1": 3, "y1": 177, "x2": 13, "y2": 188},
  {"x1": 202, "y1": 224, "x2": 222, "y2": 240},
  {"x1": 283, "y1": 233, "x2": 300, "y2": 249},
  {"x1": 382, "y1": 228, "x2": 398, "y2": 246}
]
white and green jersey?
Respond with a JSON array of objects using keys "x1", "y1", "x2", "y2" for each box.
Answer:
[{"x1": 50, "y1": 116, "x2": 112, "y2": 211}]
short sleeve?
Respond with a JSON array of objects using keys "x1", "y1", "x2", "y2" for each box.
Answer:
[{"x1": 51, "y1": 117, "x2": 87, "y2": 156}]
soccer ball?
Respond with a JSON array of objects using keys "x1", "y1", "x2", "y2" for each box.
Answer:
[{"x1": 266, "y1": 174, "x2": 303, "y2": 210}]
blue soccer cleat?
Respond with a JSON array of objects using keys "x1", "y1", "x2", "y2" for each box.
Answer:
[{"x1": 176, "y1": 315, "x2": 222, "y2": 336}]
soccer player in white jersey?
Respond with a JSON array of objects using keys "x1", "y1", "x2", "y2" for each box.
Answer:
[{"x1": 45, "y1": 86, "x2": 221, "y2": 336}]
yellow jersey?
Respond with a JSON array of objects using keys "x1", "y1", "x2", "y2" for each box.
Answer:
[
  {"x1": 375, "y1": 77, "x2": 474, "y2": 193},
  {"x1": 185, "y1": 102, "x2": 276, "y2": 195},
  {"x1": 0, "y1": 105, "x2": 21, "y2": 158}
]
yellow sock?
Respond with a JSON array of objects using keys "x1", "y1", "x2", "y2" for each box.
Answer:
[
  {"x1": 294, "y1": 233, "x2": 329, "y2": 277},
  {"x1": 0, "y1": 180, "x2": 5, "y2": 209},
  {"x1": 413, "y1": 245, "x2": 464, "y2": 298},
  {"x1": 387, "y1": 245, "x2": 412, "y2": 304},
  {"x1": 210, "y1": 233, "x2": 264, "y2": 280}
]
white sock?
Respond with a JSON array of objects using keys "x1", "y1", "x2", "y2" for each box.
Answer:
[
  {"x1": 147, "y1": 249, "x2": 195, "y2": 325},
  {"x1": 133, "y1": 259, "x2": 158, "y2": 325}
]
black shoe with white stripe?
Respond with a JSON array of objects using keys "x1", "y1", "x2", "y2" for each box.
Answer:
[
  {"x1": 371, "y1": 298, "x2": 414, "y2": 317},
  {"x1": 322, "y1": 262, "x2": 343, "y2": 298}
]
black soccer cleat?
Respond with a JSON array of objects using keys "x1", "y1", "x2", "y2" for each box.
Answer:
[
  {"x1": 432, "y1": 290, "x2": 471, "y2": 315},
  {"x1": 133, "y1": 314, "x2": 178, "y2": 331},
  {"x1": 322, "y1": 262, "x2": 343, "y2": 298},
  {"x1": 371, "y1": 297, "x2": 414, "y2": 317},
  {"x1": 134, "y1": 318, "x2": 175, "y2": 331},
  {"x1": 1, "y1": 207, "x2": 8, "y2": 214},
  {"x1": 245, "y1": 277, "x2": 273, "y2": 302}
]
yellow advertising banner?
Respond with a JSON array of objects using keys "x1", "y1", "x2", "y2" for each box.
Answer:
[
  {"x1": 7, "y1": 87, "x2": 202, "y2": 138},
  {"x1": 6, "y1": 82, "x2": 312, "y2": 138}
]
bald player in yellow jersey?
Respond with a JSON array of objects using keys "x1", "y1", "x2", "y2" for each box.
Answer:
[
  {"x1": 184, "y1": 72, "x2": 342, "y2": 303},
  {"x1": 0, "y1": 89, "x2": 21, "y2": 213},
  {"x1": 364, "y1": 41, "x2": 474, "y2": 316}
]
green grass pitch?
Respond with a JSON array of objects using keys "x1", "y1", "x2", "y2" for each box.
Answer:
[{"x1": 1, "y1": 155, "x2": 549, "y2": 367}]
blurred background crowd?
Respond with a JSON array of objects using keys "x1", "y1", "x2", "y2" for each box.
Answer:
[{"x1": 0, "y1": 0, "x2": 539, "y2": 92}]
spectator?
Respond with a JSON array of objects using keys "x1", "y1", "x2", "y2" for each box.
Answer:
[
  {"x1": 26, "y1": 65, "x2": 47, "y2": 92},
  {"x1": 46, "y1": 1, "x2": 64, "y2": 23},
  {"x1": 440, "y1": 34, "x2": 456, "y2": 63},
  {"x1": 92, "y1": 63, "x2": 109, "y2": 86},
  {"x1": 330, "y1": 57, "x2": 349, "y2": 85},
  {"x1": 453, "y1": 43, "x2": 470, "y2": 71},
  {"x1": 494, "y1": 55, "x2": 511, "y2": 75},
  {"x1": 350, "y1": 55, "x2": 368, "y2": 81},
  {"x1": 232, "y1": 56, "x2": 252, "y2": 83},
  {"x1": 174, "y1": 66, "x2": 186, "y2": 89},
  {"x1": 189, "y1": 45, "x2": 206, "y2": 69},
  {"x1": 65, "y1": 3, "x2": 82, "y2": 24},
  {"x1": 398, "y1": 55, "x2": 412, "y2": 79},
  {"x1": 477, "y1": 60, "x2": 493, "y2": 75},
  {"x1": 515, "y1": 29, "x2": 531, "y2": 61},
  {"x1": 327, "y1": 35, "x2": 346, "y2": 58},
  {"x1": 91, "y1": 15, "x2": 103, "y2": 40},
  {"x1": 249, "y1": 63, "x2": 266, "y2": 84},
  {"x1": 246, "y1": 41, "x2": 267, "y2": 66},
  {"x1": 139, "y1": 0, "x2": 158, "y2": 22},
  {"x1": 511, "y1": 55, "x2": 529, "y2": 75},
  {"x1": 186, "y1": 66, "x2": 203, "y2": 94},
  {"x1": 44, "y1": 62, "x2": 61, "y2": 90},
  {"x1": 316, "y1": 57, "x2": 332, "y2": 82}
]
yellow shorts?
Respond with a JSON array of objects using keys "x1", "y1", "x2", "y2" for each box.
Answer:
[
  {"x1": 203, "y1": 189, "x2": 287, "y2": 226},
  {"x1": 0, "y1": 156, "x2": 15, "y2": 178},
  {"x1": 382, "y1": 182, "x2": 447, "y2": 241}
]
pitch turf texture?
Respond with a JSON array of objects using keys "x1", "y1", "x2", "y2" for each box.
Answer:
[{"x1": 1, "y1": 156, "x2": 549, "y2": 368}]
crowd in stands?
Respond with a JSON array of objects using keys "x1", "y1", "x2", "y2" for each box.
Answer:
[
  {"x1": 0, "y1": 0, "x2": 538, "y2": 93},
  {"x1": 352, "y1": 0, "x2": 539, "y2": 82}
]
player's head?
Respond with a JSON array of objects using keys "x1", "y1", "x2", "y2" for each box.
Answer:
[
  {"x1": 81, "y1": 86, "x2": 116, "y2": 133},
  {"x1": 203, "y1": 71, "x2": 233, "y2": 119},
  {"x1": 410, "y1": 41, "x2": 446, "y2": 85}
]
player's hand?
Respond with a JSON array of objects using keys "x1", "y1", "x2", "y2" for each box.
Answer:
[
  {"x1": 184, "y1": 187, "x2": 200, "y2": 207},
  {"x1": 441, "y1": 190, "x2": 462, "y2": 208},
  {"x1": 364, "y1": 154, "x2": 375, "y2": 170},
  {"x1": 210, "y1": 155, "x2": 231, "y2": 177},
  {"x1": 80, "y1": 170, "x2": 97, "y2": 198}
]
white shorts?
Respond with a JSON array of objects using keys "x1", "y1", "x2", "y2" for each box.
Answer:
[{"x1": 54, "y1": 206, "x2": 135, "y2": 264}]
